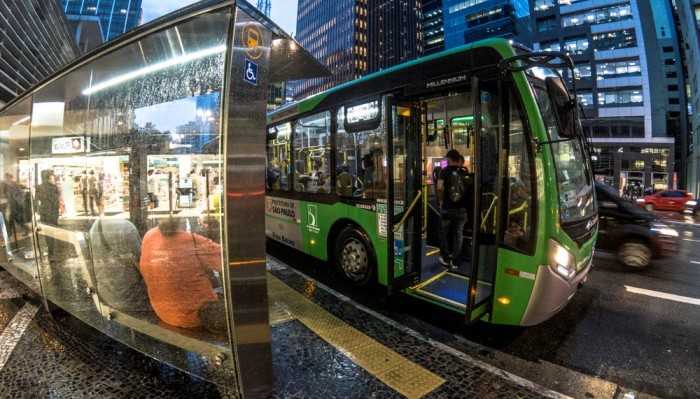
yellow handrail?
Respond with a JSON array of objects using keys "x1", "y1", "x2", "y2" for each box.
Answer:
[{"x1": 393, "y1": 191, "x2": 423, "y2": 233}]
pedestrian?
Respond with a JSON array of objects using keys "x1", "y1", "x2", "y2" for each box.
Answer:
[
  {"x1": 140, "y1": 217, "x2": 224, "y2": 332},
  {"x1": 87, "y1": 170, "x2": 99, "y2": 216},
  {"x1": 147, "y1": 169, "x2": 159, "y2": 209},
  {"x1": 79, "y1": 170, "x2": 89, "y2": 214},
  {"x1": 437, "y1": 149, "x2": 469, "y2": 270},
  {"x1": 89, "y1": 218, "x2": 151, "y2": 314},
  {"x1": 35, "y1": 169, "x2": 60, "y2": 258}
]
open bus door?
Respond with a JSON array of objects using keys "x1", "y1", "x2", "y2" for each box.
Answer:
[
  {"x1": 466, "y1": 77, "x2": 501, "y2": 323},
  {"x1": 386, "y1": 97, "x2": 423, "y2": 294}
]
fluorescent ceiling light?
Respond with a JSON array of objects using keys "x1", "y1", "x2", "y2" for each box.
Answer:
[
  {"x1": 83, "y1": 45, "x2": 227, "y2": 95},
  {"x1": 12, "y1": 116, "x2": 31, "y2": 126}
]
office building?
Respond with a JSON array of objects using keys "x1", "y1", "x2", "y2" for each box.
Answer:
[
  {"x1": 531, "y1": 0, "x2": 686, "y2": 191},
  {"x1": 61, "y1": 0, "x2": 143, "y2": 42},
  {"x1": 675, "y1": 0, "x2": 700, "y2": 196},
  {"x1": 0, "y1": 0, "x2": 81, "y2": 106},
  {"x1": 423, "y1": 0, "x2": 531, "y2": 56},
  {"x1": 294, "y1": 0, "x2": 422, "y2": 100},
  {"x1": 423, "y1": 0, "x2": 445, "y2": 55}
]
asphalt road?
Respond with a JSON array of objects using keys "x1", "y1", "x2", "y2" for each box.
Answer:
[{"x1": 269, "y1": 220, "x2": 700, "y2": 399}]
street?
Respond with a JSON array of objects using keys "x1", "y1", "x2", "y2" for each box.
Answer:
[{"x1": 269, "y1": 219, "x2": 700, "y2": 399}]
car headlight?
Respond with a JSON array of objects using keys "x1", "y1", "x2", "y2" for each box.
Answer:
[
  {"x1": 651, "y1": 223, "x2": 679, "y2": 237},
  {"x1": 549, "y1": 240, "x2": 575, "y2": 280},
  {"x1": 636, "y1": 199, "x2": 645, "y2": 203},
  {"x1": 687, "y1": 200, "x2": 697, "y2": 207}
]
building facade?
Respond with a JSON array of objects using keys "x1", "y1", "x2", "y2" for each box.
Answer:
[
  {"x1": 423, "y1": 0, "x2": 445, "y2": 55},
  {"x1": 0, "y1": 0, "x2": 81, "y2": 106},
  {"x1": 423, "y1": 0, "x2": 532, "y2": 56},
  {"x1": 531, "y1": 0, "x2": 685, "y2": 193},
  {"x1": 61, "y1": 0, "x2": 142, "y2": 42},
  {"x1": 294, "y1": 0, "x2": 422, "y2": 100},
  {"x1": 676, "y1": 0, "x2": 700, "y2": 197}
]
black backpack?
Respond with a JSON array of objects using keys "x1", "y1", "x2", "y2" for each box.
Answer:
[{"x1": 448, "y1": 168, "x2": 467, "y2": 202}]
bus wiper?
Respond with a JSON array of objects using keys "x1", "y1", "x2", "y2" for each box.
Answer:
[{"x1": 499, "y1": 52, "x2": 574, "y2": 73}]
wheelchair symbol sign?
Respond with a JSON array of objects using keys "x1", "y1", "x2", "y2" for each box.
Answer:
[{"x1": 244, "y1": 58, "x2": 258, "y2": 85}]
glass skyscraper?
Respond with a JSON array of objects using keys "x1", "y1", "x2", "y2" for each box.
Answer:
[
  {"x1": 61, "y1": 0, "x2": 142, "y2": 42},
  {"x1": 294, "y1": 0, "x2": 422, "y2": 100},
  {"x1": 531, "y1": 0, "x2": 685, "y2": 191}
]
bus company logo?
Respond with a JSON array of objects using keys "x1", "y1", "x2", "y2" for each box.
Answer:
[
  {"x1": 266, "y1": 197, "x2": 299, "y2": 222},
  {"x1": 307, "y1": 205, "x2": 320, "y2": 234},
  {"x1": 426, "y1": 74, "x2": 467, "y2": 89}
]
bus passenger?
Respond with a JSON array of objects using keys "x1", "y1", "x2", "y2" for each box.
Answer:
[
  {"x1": 437, "y1": 149, "x2": 468, "y2": 270},
  {"x1": 140, "y1": 218, "x2": 225, "y2": 332},
  {"x1": 337, "y1": 165, "x2": 354, "y2": 196}
]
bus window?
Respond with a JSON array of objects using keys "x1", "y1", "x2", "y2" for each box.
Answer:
[
  {"x1": 533, "y1": 84, "x2": 595, "y2": 222},
  {"x1": 266, "y1": 123, "x2": 291, "y2": 190},
  {"x1": 335, "y1": 108, "x2": 361, "y2": 197},
  {"x1": 504, "y1": 84, "x2": 535, "y2": 252},
  {"x1": 293, "y1": 112, "x2": 331, "y2": 194},
  {"x1": 338, "y1": 102, "x2": 387, "y2": 200}
]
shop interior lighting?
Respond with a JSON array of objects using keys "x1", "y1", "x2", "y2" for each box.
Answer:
[{"x1": 83, "y1": 45, "x2": 227, "y2": 95}]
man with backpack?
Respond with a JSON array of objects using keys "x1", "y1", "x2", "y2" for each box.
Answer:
[{"x1": 437, "y1": 149, "x2": 469, "y2": 270}]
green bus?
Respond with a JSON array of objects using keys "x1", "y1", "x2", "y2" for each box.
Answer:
[{"x1": 265, "y1": 39, "x2": 597, "y2": 326}]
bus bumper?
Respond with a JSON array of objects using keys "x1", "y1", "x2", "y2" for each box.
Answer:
[{"x1": 519, "y1": 258, "x2": 592, "y2": 326}]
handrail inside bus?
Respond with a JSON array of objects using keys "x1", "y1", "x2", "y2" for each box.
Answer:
[
  {"x1": 480, "y1": 195, "x2": 498, "y2": 231},
  {"x1": 392, "y1": 191, "x2": 422, "y2": 233}
]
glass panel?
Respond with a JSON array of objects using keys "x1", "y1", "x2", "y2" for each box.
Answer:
[
  {"x1": 391, "y1": 103, "x2": 419, "y2": 277},
  {"x1": 338, "y1": 103, "x2": 387, "y2": 200},
  {"x1": 267, "y1": 123, "x2": 292, "y2": 190},
  {"x1": 0, "y1": 97, "x2": 39, "y2": 291},
  {"x1": 293, "y1": 112, "x2": 331, "y2": 194},
  {"x1": 25, "y1": 8, "x2": 231, "y2": 372},
  {"x1": 532, "y1": 82, "x2": 595, "y2": 222},
  {"x1": 504, "y1": 85, "x2": 534, "y2": 252},
  {"x1": 335, "y1": 110, "x2": 362, "y2": 197}
]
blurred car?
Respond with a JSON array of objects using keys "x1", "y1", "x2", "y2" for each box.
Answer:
[
  {"x1": 596, "y1": 182, "x2": 678, "y2": 269},
  {"x1": 635, "y1": 189, "x2": 693, "y2": 212},
  {"x1": 683, "y1": 199, "x2": 700, "y2": 217}
]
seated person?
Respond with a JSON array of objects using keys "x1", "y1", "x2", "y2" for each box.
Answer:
[
  {"x1": 140, "y1": 217, "x2": 224, "y2": 331},
  {"x1": 337, "y1": 165, "x2": 354, "y2": 197},
  {"x1": 89, "y1": 218, "x2": 152, "y2": 314}
]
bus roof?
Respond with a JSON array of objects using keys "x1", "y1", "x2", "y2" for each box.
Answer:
[{"x1": 267, "y1": 38, "x2": 522, "y2": 124}]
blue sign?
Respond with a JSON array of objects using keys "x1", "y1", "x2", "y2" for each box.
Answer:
[{"x1": 244, "y1": 58, "x2": 258, "y2": 85}]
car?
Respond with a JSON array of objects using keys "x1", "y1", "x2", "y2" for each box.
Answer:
[
  {"x1": 683, "y1": 199, "x2": 700, "y2": 217},
  {"x1": 596, "y1": 182, "x2": 678, "y2": 270},
  {"x1": 635, "y1": 189, "x2": 693, "y2": 212}
]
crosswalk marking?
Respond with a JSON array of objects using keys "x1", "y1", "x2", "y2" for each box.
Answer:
[
  {"x1": 0, "y1": 303, "x2": 39, "y2": 372},
  {"x1": 625, "y1": 285, "x2": 700, "y2": 306}
]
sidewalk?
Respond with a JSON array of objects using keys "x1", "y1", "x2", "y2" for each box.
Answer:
[{"x1": 0, "y1": 262, "x2": 574, "y2": 398}]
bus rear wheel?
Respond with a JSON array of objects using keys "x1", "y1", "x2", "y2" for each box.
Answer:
[{"x1": 335, "y1": 227, "x2": 374, "y2": 286}]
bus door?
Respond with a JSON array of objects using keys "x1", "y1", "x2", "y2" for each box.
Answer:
[
  {"x1": 467, "y1": 77, "x2": 502, "y2": 323},
  {"x1": 386, "y1": 97, "x2": 423, "y2": 294}
]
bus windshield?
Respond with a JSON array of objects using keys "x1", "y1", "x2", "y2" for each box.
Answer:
[{"x1": 531, "y1": 76, "x2": 595, "y2": 222}]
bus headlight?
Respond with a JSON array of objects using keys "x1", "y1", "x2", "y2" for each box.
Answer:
[{"x1": 549, "y1": 240, "x2": 575, "y2": 280}]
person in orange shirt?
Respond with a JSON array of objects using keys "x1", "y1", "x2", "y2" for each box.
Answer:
[{"x1": 140, "y1": 217, "x2": 223, "y2": 330}]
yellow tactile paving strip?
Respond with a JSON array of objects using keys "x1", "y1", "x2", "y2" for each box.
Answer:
[{"x1": 267, "y1": 274, "x2": 446, "y2": 399}]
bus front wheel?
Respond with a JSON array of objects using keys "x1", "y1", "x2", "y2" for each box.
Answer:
[{"x1": 335, "y1": 227, "x2": 375, "y2": 285}]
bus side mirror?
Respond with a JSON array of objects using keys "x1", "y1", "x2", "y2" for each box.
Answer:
[{"x1": 546, "y1": 77, "x2": 579, "y2": 138}]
